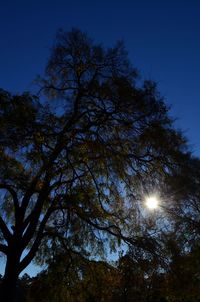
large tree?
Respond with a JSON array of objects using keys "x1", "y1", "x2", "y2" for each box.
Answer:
[{"x1": 0, "y1": 29, "x2": 188, "y2": 301}]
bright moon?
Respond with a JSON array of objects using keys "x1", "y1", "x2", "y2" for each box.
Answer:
[{"x1": 145, "y1": 196, "x2": 159, "y2": 210}]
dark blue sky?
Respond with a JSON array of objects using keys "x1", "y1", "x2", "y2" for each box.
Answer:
[
  {"x1": 1, "y1": 0, "x2": 200, "y2": 275},
  {"x1": 1, "y1": 1, "x2": 200, "y2": 152}
]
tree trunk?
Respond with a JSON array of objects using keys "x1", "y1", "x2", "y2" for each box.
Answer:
[
  {"x1": 1, "y1": 254, "x2": 20, "y2": 302},
  {"x1": 1, "y1": 276, "x2": 18, "y2": 302}
]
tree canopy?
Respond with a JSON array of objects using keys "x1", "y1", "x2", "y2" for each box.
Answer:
[{"x1": 0, "y1": 29, "x2": 190, "y2": 301}]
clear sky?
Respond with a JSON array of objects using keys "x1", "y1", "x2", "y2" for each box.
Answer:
[{"x1": 1, "y1": 0, "x2": 200, "y2": 275}]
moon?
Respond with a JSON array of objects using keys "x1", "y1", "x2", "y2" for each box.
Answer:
[{"x1": 145, "y1": 196, "x2": 159, "y2": 210}]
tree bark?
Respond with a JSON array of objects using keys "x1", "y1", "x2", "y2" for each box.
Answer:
[
  {"x1": 1, "y1": 276, "x2": 18, "y2": 302},
  {"x1": 1, "y1": 254, "x2": 20, "y2": 302}
]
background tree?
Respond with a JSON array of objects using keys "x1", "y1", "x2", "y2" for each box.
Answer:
[
  {"x1": 166, "y1": 156, "x2": 200, "y2": 241},
  {"x1": 22, "y1": 254, "x2": 120, "y2": 302},
  {"x1": 0, "y1": 29, "x2": 189, "y2": 301}
]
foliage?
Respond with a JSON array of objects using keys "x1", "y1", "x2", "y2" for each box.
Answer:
[
  {"x1": 23, "y1": 254, "x2": 120, "y2": 302},
  {"x1": 0, "y1": 29, "x2": 190, "y2": 300},
  {"x1": 22, "y1": 246, "x2": 200, "y2": 302}
]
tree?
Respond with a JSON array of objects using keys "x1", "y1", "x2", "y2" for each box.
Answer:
[
  {"x1": 166, "y1": 156, "x2": 200, "y2": 241},
  {"x1": 0, "y1": 29, "x2": 188, "y2": 301},
  {"x1": 25, "y1": 256, "x2": 120, "y2": 302}
]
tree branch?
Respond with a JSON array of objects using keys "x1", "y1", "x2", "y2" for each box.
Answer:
[
  {"x1": 0, "y1": 183, "x2": 19, "y2": 223},
  {"x1": 0, "y1": 216, "x2": 12, "y2": 243},
  {"x1": 19, "y1": 206, "x2": 53, "y2": 273},
  {"x1": 0, "y1": 243, "x2": 8, "y2": 255}
]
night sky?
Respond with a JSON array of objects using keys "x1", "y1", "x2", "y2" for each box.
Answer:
[{"x1": 1, "y1": 0, "x2": 200, "y2": 275}]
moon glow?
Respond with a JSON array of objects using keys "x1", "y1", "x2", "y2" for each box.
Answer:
[{"x1": 145, "y1": 196, "x2": 159, "y2": 210}]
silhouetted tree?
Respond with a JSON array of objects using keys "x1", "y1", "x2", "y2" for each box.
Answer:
[
  {"x1": 23, "y1": 254, "x2": 120, "y2": 302},
  {"x1": 0, "y1": 29, "x2": 189, "y2": 301},
  {"x1": 19, "y1": 237, "x2": 200, "y2": 302}
]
